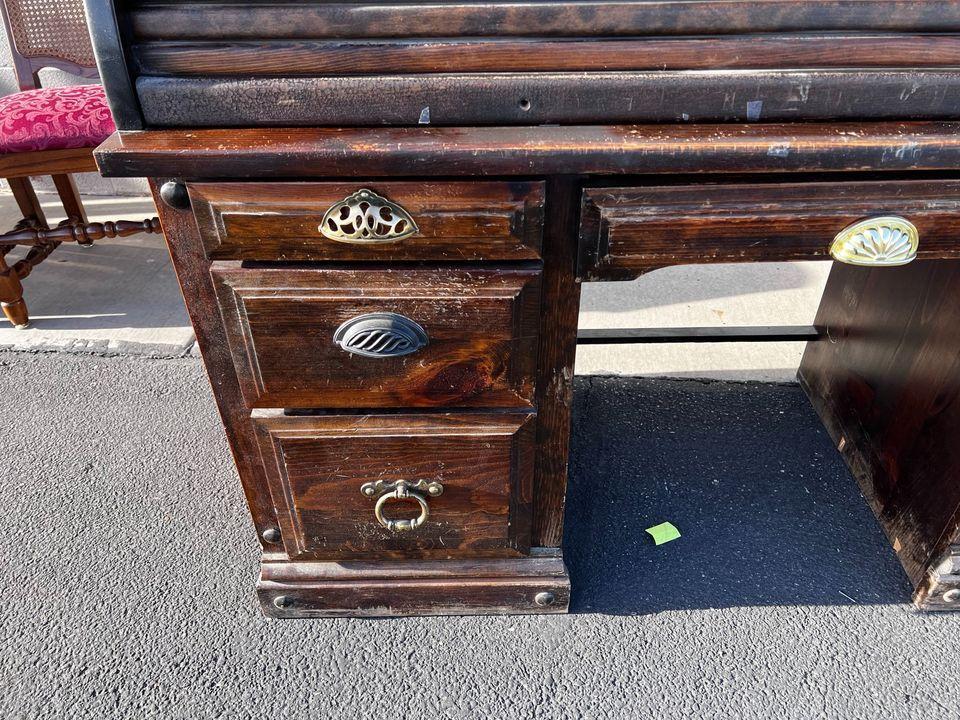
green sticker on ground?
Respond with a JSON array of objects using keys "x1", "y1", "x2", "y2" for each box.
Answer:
[{"x1": 645, "y1": 521, "x2": 681, "y2": 546}]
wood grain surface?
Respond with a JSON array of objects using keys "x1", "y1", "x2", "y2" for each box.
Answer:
[
  {"x1": 95, "y1": 124, "x2": 960, "y2": 179},
  {"x1": 135, "y1": 71, "x2": 960, "y2": 127},
  {"x1": 190, "y1": 180, "x2": 543, "y2": 261},
  {"x1": 531, "y1": 178, "x2": 581, "y2": 548},
  {"x1": 129, "y1": 1, "x2": 960, "y2": 40},
  {"x1": 579, "y1": 180, "x2": 960, "y2": 280},
  {"x1": 133, "y1": 35, "x2": 960, "y2": 76},
  {"x1": 257, "y1": 549, "x2": 570, "y2": 617},
  {"x1": 147, "y1": 178, "x2": 280, "y2": 542},
  {"x1": 254, "y1": 412, "x2": 535, "y2": 560},
  {"x1": 212, "y1": 265, "x2": 542, "y2": 410},
  {"x1": 800, "y1": 260, "x2": 960, "y2": 608}
]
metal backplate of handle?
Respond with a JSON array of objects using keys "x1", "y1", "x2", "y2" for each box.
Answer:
[
  {"x1": 830, "y1": 216, "x2": 919, "y2": 266},
  {"x1": 361, "y1": 479, "x2": 444, "y2": 532},
  {"x1": 334, "y1": 312, "x2": 429, "y2": 359},
  {"x1": 319, "y1": 188, "x2": 419, "y2": 244}
]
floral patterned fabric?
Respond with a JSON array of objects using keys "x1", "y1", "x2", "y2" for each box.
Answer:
[{"x1": 0, "y1": 84, "x2": 115, "y2": 154}]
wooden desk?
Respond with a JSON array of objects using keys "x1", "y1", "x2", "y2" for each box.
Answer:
[{"x1": 86, "y1": 0, "x2": 960, "y2": 616}]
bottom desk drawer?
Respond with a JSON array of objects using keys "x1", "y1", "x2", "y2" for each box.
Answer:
[{"x1": 254, "y1": 412, "x2": 535, "y2": 560}]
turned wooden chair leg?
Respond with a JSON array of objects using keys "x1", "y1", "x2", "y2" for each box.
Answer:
[
  {"x1": 0, "y1": 253, "x2": 28, "y2": 328},
  {"x1": 2, "y1": 176, "x2": 46, "y2": 329}
]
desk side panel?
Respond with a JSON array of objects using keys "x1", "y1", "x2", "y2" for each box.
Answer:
[{"x1": 799, "y1": 260, "x2": 960, "y2": 608}]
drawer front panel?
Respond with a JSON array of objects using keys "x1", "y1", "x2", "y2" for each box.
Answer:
[
  {"x1": 579, "y1": 180, "x2": 960, "y2": 279},
  {"x1": 212, "y1": 266, "x2": 540, "y2": 409},
  {"x1": 191, "y1": 181, "x2": 544, "y2": 261},
  {"x1": 254, "y1": 413, "x2": 534, "y2": 560}
]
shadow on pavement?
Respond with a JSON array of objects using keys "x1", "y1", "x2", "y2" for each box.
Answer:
[{"x1": 564, "y1": 375, "x2": 913, "y2": 614}]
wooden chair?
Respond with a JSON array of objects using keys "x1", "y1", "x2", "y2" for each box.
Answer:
[{"x1": 0, "y1": 0, "x2": 158, "y2": 328}]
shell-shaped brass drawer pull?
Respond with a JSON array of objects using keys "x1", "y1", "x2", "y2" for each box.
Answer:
[
  {"x1": 829, "y1": 216, "x2": 919, "y2": 266},
  {"x1": 361, "y1": 479, "x2": 444, "y2": 532},
  {"x1": 319, "y1": 188, "x2": 419, "y2": 243},
  {"x1": 333, "y1": 312, "x2": 428, "y2": 358}
]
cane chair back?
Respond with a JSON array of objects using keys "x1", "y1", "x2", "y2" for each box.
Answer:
[{"x1": 0, "y1": 0, "x2": 98, "y2": 90}]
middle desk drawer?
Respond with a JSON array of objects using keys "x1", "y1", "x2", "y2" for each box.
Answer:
[
  {"x1": 212, "y1": 265, "x2": 541, "y2": 409},
  {"x1": 190, "y1": 181, "x2": 545, "y2": 261}
]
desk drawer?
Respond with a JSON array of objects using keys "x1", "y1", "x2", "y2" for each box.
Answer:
[
  {"x1": 254, "y1": 412, "x2": 534, "y2": 560},
  {"x1": 191, "y1": 181, "x2": 544, "y2": 261},
  {"x1": 578, "y1": 180, "x2": 960, "y2": 279},
  {"x1": 212, "y1": 266, "x2": 540, "y2": 409}
]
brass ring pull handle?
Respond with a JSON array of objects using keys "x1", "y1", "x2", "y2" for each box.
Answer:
[
  {"x1": 360, "y1": 479, "x2": 444, "y2": 532},
  {"x1": 829, "y1": 216, "x2": 919, "y2": 266}
]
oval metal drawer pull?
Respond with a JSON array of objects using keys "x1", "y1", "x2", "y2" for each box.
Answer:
[
  {"x1": 333, "y1": 312, "x2": 428, "y2": 358},
  {"x1": 829, "y1": 216, "x2": 919, "y2": 267},
  {"x1": 319, "y1": 188, "x2": 419, "y2": 243},
  {"x1": 361, "y1": 479, "x2": 444, "y2": 532}
]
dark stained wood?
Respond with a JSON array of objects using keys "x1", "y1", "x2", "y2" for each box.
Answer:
[
  {"x1": 51, "y1": 174, "x2": 87, "y2": 224},
  {"x1": 189, "y1": 180, "x2": 543, "y2": 261},
  {"x1": 3, "y1": 177, "x2": 48, "y2": 327},
  {"x1": 94, "y1": 123, "x2": 960, "y2": 179},
  {"x1": 129, "y1": 2, "x2": 960, "y2": 40},
  {"x1": 6, "y1": 176, "x2": 46, "y2": 228},
  {"x1": 258, "y1": 549, "x2": 570, "y2": 617},
  {"x1": 84, "y1": 0, "x2": 144, "y2": 129},
  {"x1": 579, "y1": 180, "x2": 960, "y2": 280},
  {"x1": 88, "y1": 0, "x2": 960, "y2": 616},
  {"x1": 253, "y1": 412, "x2": 535, "y2": 560},
  {"x1": 211, "y1": 266, "x2": 542, "y2": 410},
  {"x1": 0, "y1": 147, "x2": 97, "y2": 178},
  {"x1": 0, "y1": 217, "x2": 160, "y2": 248},
  {"x1": 135, "y1": 70, "x2": 960, "y2": 127},
  {"x1": 132, "y1": 34, "x2": 960, "y2": 77},
  {"x1": 148, "y1": 178, "x2": 280, "y2": 543},
  {"x1": 2, "y1": 170, "x2": 157, "y2": 329},
  {"x1": 0, "y1": 253, "x2": 28, "y2": 328},
  {"x1": 799, "y1": 259, "x2": 960, "y2": 609},
  {"x1": 577, "y1": 326, "x2": 821, "y2": 344},
  {"x1": 531, "y1": 178, "x2": 581, "y2": 548}
]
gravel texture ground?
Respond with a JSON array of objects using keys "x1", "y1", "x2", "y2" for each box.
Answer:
[{"x1": 2, "y1": 352, "x2": 956, "y2": 719}]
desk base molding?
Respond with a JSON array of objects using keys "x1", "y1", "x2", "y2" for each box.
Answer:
[{"x1": 257, "y1": 550, "x2": 570, "y2": 618}]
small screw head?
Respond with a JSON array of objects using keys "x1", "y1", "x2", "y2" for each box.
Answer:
[
  {"x1": 262, "y1": 527, "x2": 281, "y2": 544},
  {"x1": 534, "y1": 591, "x2": 556, "y2": 607},
  {"x1": 943, "y1": 589, "x2": 960, "y2": 603},
  {"x1": 273, "y1": 595, "x2": 293, "y2": 609}
]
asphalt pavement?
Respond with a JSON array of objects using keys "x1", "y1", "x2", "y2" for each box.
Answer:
[{"x1": 2, "y1": 352, "x2": 956, "y2": 719}]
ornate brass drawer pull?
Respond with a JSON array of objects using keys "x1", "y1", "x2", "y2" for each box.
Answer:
[
  {"x1": 333, "y1": 312, "x2": 429, "y2": 358},
  {"x1": 361, "y1": 479, "x2": 444, "y2": 532},
  {"x1": 319, "y1": 188, "x2": 419, "y2": 243},
  {"x1": 830, "y1": 216, "x2": 919, "y2": 266}
]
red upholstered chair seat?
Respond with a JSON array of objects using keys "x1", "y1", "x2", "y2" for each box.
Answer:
[{"x1": 0, "y1": 84, "x2": 115, "y2": 154}]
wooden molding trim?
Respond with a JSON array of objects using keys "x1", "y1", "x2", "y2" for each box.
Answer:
[{"x1": 95, "y1": 122, "x2": 960, "y2": 178}]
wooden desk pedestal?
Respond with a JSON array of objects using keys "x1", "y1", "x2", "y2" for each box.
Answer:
[
  {"x1": 90, "y1": 125, "x2": 960, "y2": 615},
  {"x1": 86, "y1": 0, "x2": 960, "y2": 616}
]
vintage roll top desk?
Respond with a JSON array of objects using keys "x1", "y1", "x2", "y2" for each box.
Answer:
[{"x1": 87, "y1": 0, "x2": 960, "y2": 616}]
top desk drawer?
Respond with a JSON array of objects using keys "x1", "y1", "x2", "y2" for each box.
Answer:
[
  {"x1": 190, "y1": 181, "x2": 544, "y2": 261},
  {"x1": 578, "y1": 180, "x2": 960, "y2": 280}
]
